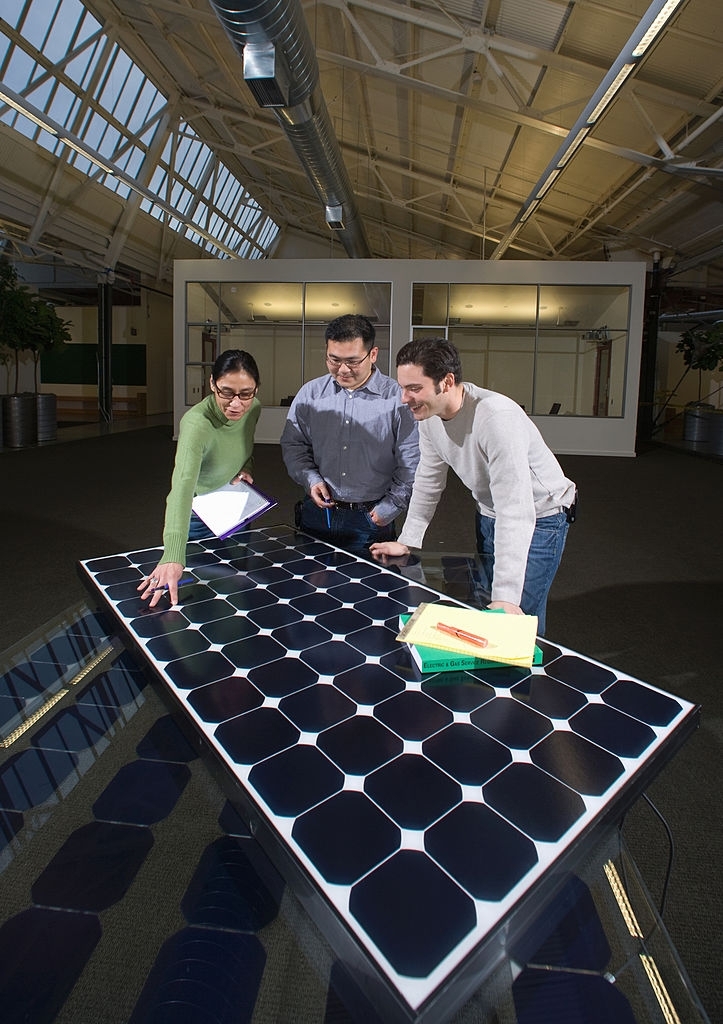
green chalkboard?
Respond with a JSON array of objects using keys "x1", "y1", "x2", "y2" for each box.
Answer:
[{"x1": 41, "y1": 344, "x2": 147, "y2": 386}]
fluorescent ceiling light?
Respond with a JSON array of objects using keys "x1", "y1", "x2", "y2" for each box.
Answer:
[
  {"x1": 632, "y1": 0, "x2": 684, "y2": 57},
  {"x1": 536, "y1": 169, "x2": 561, "y2": 200},
  {"x1": 60, "y1": 136, "x2": 115, "y2": 176},
  {"x1": 0, "y1": 87, "x2": 58, "y2": 135},
  {"x1": 556, "y1": 129, "x2": 589, "y2": 169},
  {"x1": 587, "y1": 64, "x2": 636, "y2": 125},
  {"x1": 519, "y1": 203, "x2": 537, "y2": 224}
]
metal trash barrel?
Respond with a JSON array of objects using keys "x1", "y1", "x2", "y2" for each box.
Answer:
[
  {"x1": 35, "y1": 392, "x2": 57, "y2": 442},
  {"x1": 683, "y1": 401, "x2": 714, "y2": 443},
  {"x1": 708, "y1": 410, "x2": 723, "y2": 457},
  {"x1": 2, "y1": 393, "x2": 37, "y2": 448}
]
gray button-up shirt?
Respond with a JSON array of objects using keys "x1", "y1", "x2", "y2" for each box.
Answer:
[{"x1": 280, "y1": 367, "x2": 419, "y2": 525}]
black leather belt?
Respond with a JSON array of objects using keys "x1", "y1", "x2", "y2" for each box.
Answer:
[
  {"x1": 331, "y1": 499, "x2": 380, "y2": 511},
  {"x1": 564, "y1": 489, "x2": 579, "y2": 523}
]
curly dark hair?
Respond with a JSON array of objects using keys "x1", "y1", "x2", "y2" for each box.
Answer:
[{"x1": 396, "y1": 337, "x2": 462, "y2": 385}]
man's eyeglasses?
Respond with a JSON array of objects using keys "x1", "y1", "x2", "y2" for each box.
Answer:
[
  {"x1": 212, "y1": 384, "x2": 258, "y2": 402},
  {"x1": 326, "y1": 351, "x2": 371, "y2": 369}
]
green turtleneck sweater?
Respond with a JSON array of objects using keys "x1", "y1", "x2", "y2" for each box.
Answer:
[{"x1": 160, "y1": 392, "x2": 261, "y2": 565}]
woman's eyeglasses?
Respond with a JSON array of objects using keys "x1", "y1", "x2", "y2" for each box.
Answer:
[{"x1": 212, "y1": 384, "x2": 258, "y2": 402}]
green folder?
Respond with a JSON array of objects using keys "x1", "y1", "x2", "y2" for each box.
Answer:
[{"x1": 399, "y1": 613, "x2": 543, "y2": 674}]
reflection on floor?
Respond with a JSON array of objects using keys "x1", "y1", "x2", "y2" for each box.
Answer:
[{"x1": 0, "y1": 603, "x2": 349, "y2": 1023}]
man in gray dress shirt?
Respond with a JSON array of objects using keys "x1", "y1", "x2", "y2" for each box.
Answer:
[{"x1": 281, "y1": 314, "x2": 419, "y2": 553}]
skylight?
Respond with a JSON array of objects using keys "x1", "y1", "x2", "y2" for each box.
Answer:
[{"x1": 0, "y1": 0, "x2": 279, "y2": 258}]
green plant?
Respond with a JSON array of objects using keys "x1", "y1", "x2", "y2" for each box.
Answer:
[
  {"x1": 652, "y1": 320, "x2": 723, "y2": 430},
  {"x1": 0, "y1": 256, "x2": 71, "y2": 392},
  {"x1": 675, "y1": 321, "x2": 723, "y2": 376},
  {"x1": 0, "y1": 257, "x2": 32, "y2": 392},
  {"x1": 26, "y1": 294, "x2": 72, "y2": 391},
  {"x1": 0, "y1": 344, "x2": 11, "y2": 394}
]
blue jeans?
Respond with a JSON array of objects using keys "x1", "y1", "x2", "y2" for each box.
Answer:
[
  {"x1": 188, "y1": 511, "x2": 214, "y2": 541},
  {"x1": 297, "y1": 497, "x2": 396, "y2": 555},
  {"x1": 475, "y1": 511, "x2": 570, "y2": 636}
]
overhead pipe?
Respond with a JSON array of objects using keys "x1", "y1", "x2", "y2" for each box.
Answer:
[{"x1": 208, "y1": 0, "x2": 371, "y2": 257}]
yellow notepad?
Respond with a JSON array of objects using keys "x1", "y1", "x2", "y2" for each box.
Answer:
[{"x1": 397, "y1": 603, "x2": 538, "y2": 668}]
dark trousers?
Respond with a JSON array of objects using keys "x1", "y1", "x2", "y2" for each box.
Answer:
[{"x1": 296, "y1": 497, "x2": 396, "y2": 555}]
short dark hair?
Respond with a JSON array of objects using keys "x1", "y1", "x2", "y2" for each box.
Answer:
[
  {"x1": 211, "y1": 349, "x2": 260, "y2": 387},
  {"x1": 396, "y1": 337, "x2": 462, "y2": 385},
  {"x1": 325, "y1": 314, "x2": 376, "y2": 351}
]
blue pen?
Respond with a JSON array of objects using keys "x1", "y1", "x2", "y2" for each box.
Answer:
[
  {"x1": 151, "y1": 577, "x2": 195, "y2": 592},
  {"x1": 326, "y1": 507, "x2": 331, "y2": 529}
]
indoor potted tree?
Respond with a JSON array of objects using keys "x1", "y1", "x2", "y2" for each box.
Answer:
[
  {"x1": 653, "y1": 320, "x2": 723, "y2": 442},
  {"x1": 26, "y1": 293, "x2": 72, "y2": 442},
  {"x1": 676, "y1": 321, "x2": 723, "y2": 443},
  {"x1": 0, "y1": 256, "x2": 71, "y2": 445},
  {"x1": 0, "y1": 257, "x2": 35, "y2": 447}
]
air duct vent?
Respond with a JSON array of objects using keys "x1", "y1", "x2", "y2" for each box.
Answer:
[
  {"x1": 325, "y1": 205, "x2": 345, "y2": 230},
  {"x1": 243, "y1": 42, "x2": 290, "y2": 108}
]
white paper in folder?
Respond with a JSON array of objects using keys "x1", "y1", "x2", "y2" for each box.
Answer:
[{"x1": 191, "y1": 480, "x2": 277, "y2": 539}]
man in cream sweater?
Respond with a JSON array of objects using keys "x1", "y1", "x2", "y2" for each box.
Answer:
[{"x1": 370, "y1": 338, "x2": 577, "y2": 635}]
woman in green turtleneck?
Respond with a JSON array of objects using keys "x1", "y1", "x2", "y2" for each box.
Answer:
[{"x1": 139, "y1": 349, "x2": 261, "y2": 608}]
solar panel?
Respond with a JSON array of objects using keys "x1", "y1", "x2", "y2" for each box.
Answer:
[{"x1": 78, "y1": 526, "x2": 699, "y2": 1024}]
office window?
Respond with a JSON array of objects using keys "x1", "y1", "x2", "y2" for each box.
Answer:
[
  {"x1": 412, "y1": 282, "x2": 630, "y2": 416},
  {"x1": 184, "y1": 281, "x2": 391, "y2": 406}
]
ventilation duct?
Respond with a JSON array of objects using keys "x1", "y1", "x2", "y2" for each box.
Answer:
[
  {"x1": 243, "y1": 42, "x2": 290, "y2": 107},
  {"x1": 208, "y1": 0, "x2": 371, "y2": 258},
  {"x1": 325, "y1": 205, "x2": 344, "y2": 230}
]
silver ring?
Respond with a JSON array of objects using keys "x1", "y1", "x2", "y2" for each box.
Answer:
[{"x1": 150, "y1": 577, "x2": 159, "y2": 584}]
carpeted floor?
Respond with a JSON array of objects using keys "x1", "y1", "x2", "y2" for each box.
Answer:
[{"x1": 1, "y1": 427, "x2": 721, "y2": 1020}]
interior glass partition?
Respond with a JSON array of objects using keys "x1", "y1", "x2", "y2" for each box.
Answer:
[
  {"x1": 536, "y1": 285, "x2": 630, "y2": 417},
  {"x1": 185, "y1": 281, "x2": 391, "y2": 406},
  {"x1": 411, "y1": 282, "x2": 630, "y2": 417},
  {"x1": 186, "y1": 277, "x2": 630, "y2": 416}
]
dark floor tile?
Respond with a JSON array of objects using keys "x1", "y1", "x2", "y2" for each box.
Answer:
[
  {"x1": 31, "y1": 703, "x2": 120, "y2": 753},
  {"x1": 512, "y1": 967, "x2": 636, "y2": 1023},
  {"x1": 0, "y1": 806, "x2": 24, "y2": 852},
  {"x1": 136, "y1": 714, "x2": 198, "y2": 762}
]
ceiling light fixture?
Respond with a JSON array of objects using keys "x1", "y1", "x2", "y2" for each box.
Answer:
[
  {"x1": 0, "y1": 86, "x2": 58, "y2": 135},
  {"x1": 632, "y1": 0, "x2": 684, "y2": 56},
  {"x1": 586, "y1": 64, "x2": 637, "y2": 125},
  {"x1": 556, "y1": 129, "x2": 589, "y2": 169},
  {"x1": 536, "y1": 169, "x2": 561, "y2": 200},
  {"x1": 491, "y1": 0, "x2": 686, "y2": 259},
  {"x1": 60, "y1": 136, "x2": 116, "y2": 176}
]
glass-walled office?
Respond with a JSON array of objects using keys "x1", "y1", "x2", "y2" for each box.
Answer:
[
  {"x1": 412, "y1": 283, "x2": 629, "y2": 418},
  {"x1": 174, "y1": 259, "x2": 646, "y2": 456},
  {"x1": 185, "y1": 281, "x2": 391, "y2": 407}
]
